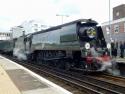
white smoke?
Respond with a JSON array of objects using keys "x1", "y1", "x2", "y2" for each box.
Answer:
[
  {"x1": 98, "y1": 62, "x2": 112, "y2": 71},
  {"x1": 107, "y1": 59, "x2": 120, "y2": 75},
  {"x1": 98, "y1": 59, "x2": 120, "y2": 75},
  {"x1": 13, "y1": 48, "x2": 27, "y2": 60}
]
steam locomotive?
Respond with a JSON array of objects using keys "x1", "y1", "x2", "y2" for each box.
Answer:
[{"x1": 2, "y1": 19, "x2": 113, "y2": 72}]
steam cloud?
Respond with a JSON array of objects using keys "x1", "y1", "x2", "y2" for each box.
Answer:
[{"x1": 13, "y1": 48, "x2": 27, "y2": 60}]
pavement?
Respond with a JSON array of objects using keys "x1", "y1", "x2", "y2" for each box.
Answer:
[
  {"x1": 0, "y1": 62, "x2": 21, "y2": 94},
  {"x1": 0, "y1": 55, "x2": 72, "y2": 94},
  {"x1": 115, "y1": 57, "x2": 125, "y2": 63}
]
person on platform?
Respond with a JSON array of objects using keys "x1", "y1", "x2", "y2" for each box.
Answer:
[
  {"x1": 113, "y1": 42, "x2": 118, "y2": 58},
  {"x1": 120, "y1": 42, "x2": 124, "y2": 58}
]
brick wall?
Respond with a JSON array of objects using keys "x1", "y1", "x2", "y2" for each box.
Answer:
[
  {"x1": 113, "y1": 4, "x2": 125, "y2": 20},
  {"x1": 102, "y1": 21, "x2": 125, "y2": 43}
]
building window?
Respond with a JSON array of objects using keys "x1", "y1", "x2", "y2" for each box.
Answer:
[
  {"x1": 114, "y1": 25, "x2": 119, "y2": 33},
  {"x1": 106, "y1": 26, "x2": 110, "y2": 31},
  {"x1": 106, "y1": 26, "x2": 110, "y2": 35},
  {"x1": 116, "y1": 12, "x2": 119, "y2": 16}
]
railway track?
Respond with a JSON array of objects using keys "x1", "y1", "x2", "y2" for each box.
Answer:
[
  {"x1": 92, "y1": 73, "x2": 125, "y2": 87},
  {"x1": 20, "y1": 62, "x2": 102, "y2": 94},
  {"x1": 3, "y1": 55, "x2": 125, "y2": 94},
  {"x1": 80, "y1": 74, "x2": 125, "y2": 94},
  {"x1": 20, "y1": 62, "x2": 121, "y2": 94},
  {"x1": 17, "y1": 61, "x2": 125, "y2": 94}
]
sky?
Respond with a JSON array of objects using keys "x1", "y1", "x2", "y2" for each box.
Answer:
[{"x1": 0, "y1": 0, "x2": 125, "y2": 32}]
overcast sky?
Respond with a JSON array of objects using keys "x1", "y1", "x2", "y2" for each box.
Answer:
[{"x1": 0, "y1": 0, "x2": 124, "y2": 32}]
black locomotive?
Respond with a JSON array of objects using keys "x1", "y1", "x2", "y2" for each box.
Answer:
[{"x1": 3, "y1": 19, "x2": 112, "y2": 72}]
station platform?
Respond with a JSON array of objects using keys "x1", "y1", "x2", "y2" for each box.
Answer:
[
  {"x1": 116, "y1": 58, "x2": 125, "y2": 63},
  {"x1": 0, "y1": 55, "x2": 72, "y2": 94}
]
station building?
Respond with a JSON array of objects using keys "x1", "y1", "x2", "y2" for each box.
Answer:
[
  {"x1": 102, "y1": 4, "x2": 125, "y2": 43},
  {"x1": 11, "y1": 20, "x2": 50, "y2": 39}
]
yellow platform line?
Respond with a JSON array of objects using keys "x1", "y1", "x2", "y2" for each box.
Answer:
[{"x1": 0, "y1": 65, "x2": 21, "y2": 94}]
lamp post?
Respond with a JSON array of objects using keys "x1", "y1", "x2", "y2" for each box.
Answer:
[
  {"x1": 109, "y1": 0, "x2": 111, "y2": 38},
  {"x1": 109, "y1": 0, "x2": 112, "y2": 57},
  {"x1": 56, "y1": 14, "x2": 69, "y2": 24}
]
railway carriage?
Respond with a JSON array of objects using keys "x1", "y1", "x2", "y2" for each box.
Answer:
[
  {"x1": 13, "y1": 19, "x2": 112, "y2": 72},
  {"x1": 0, "y1": 40, "x2": 13, "y2": 55}
]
